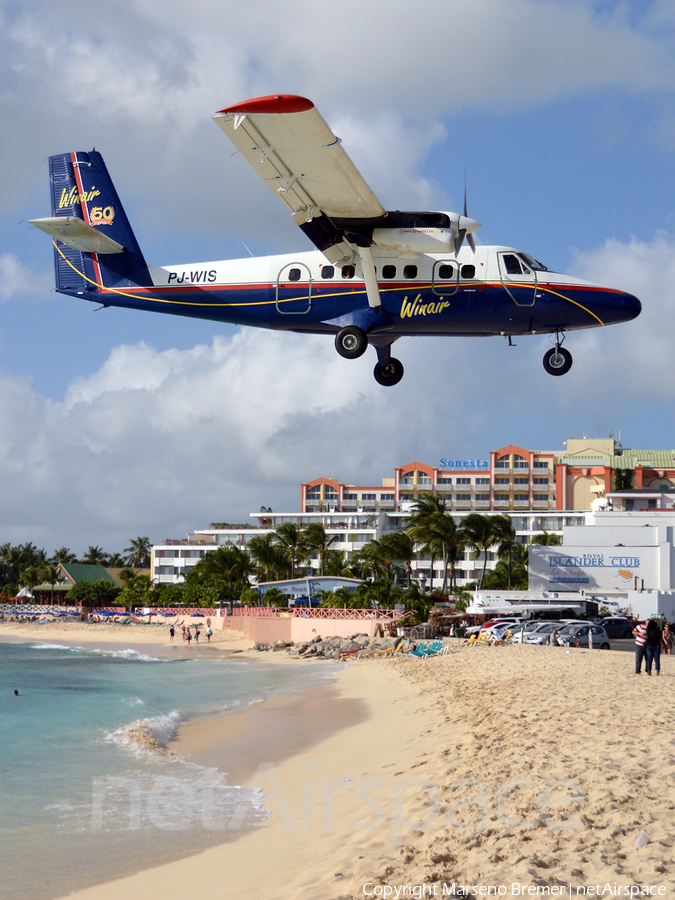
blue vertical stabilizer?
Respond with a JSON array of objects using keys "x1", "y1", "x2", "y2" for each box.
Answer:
[{"x1": 48, "y1": 151, "x2": 151, "y2": 294}]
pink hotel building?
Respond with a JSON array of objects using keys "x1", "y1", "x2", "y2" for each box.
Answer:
[{"x1": 301, "y1": 437, "x2": 675, "y2": 515}]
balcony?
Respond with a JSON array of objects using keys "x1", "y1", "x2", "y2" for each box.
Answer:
[
  {"x1": 513, "y1": 499, "x2": 530, "y2": 507},
  {"x1": 533, "y1": 499, "x2": 550, "y2": 508},
  {"x1": 494, "y1": 499, "x2": 511, "y2": 507},
  {"x1": 474, "y1": 500, "x2": 491, "y2": 508}
]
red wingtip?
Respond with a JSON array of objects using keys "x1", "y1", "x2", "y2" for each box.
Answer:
[{"x1": 216, "y1": 94, "x2": 314, "y2": 115}]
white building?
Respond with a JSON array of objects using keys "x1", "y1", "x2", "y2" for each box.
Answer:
[{"x1": 529, "y1": 509, "x2": 675, "y2": 594}]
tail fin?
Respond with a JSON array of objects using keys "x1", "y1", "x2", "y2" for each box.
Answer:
[{"x1": 32, "y1": 151, "x2": 151, "y2": 297}]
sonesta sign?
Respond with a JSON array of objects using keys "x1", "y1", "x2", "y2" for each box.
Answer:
[{"x1": 439, "y1": 458, "x2": 489, "y2": 469}]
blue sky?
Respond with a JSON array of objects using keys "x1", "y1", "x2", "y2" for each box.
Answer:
[{"x1": 1, "y1": 0, "x2": 675, "y2": 553}]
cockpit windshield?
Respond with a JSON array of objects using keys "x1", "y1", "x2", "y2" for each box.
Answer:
[{"x1": 518, "y1": 252, "x2": 548, "y2": 272}]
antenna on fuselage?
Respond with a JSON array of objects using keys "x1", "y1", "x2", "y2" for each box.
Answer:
[{"x1": 242, "y1": 242, "x2": 254, "y2": 258}]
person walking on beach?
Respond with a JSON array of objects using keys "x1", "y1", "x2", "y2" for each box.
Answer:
[
  {"x1": 663, "y1": 622, "x2": 673, "y2": 655},
  {"x1": 186, "y1": 628, "x2": 192, "y2": 647},
  {"x1": 633, "y1": 619, "x2": 648, "y2": 673},
  {"x1": 169, "y1": 624, "x2": 175, "y2": 642},
  {"x1": 181, "y1": 625, "x2": 187, "y2": 642},
  {"x1": 645, "y1": 619, "x2": 662, "y2": 676},
  {"x1": 194, "y1": 627, "x2": 199, "y2": 644},
  {"x1": 206, "y1": 625, "x2": 212, "y2": 644},
  {"x1": 548, "y1": 628, "x2": 559, "y2": 646}
]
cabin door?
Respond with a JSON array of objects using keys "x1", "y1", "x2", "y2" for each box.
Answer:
[
  {"x1": 275, "y1": 262, "x2": 312, "y2": 314},
  {"x1": 498, "y1": 252, "x2": 537, "y2": 307}
]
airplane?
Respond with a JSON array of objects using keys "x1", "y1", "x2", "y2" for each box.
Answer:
[{"x1": 30, "y1": 94, "x2": 641, "y2": 386}]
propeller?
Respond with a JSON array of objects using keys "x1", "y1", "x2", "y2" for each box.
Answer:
[{"x1": 454, "y1": 171, "x2": 477, "y2": 255}]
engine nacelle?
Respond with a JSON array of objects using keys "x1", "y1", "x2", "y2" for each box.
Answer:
[
  {"x1": 372, "y1": 213, "x2": 481, "y2": 254},
  {"x1": 372, "y1": 227, "x2": 455, "y2": 253}
]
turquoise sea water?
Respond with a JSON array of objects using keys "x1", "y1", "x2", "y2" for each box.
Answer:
[{"x1": 0, "y1": 640, "x2": 327, "y2": 900}]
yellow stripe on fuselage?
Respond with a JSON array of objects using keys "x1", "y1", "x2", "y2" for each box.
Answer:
[{"x1": 53, "y1": 245, "x2": 606, "y2": 324}]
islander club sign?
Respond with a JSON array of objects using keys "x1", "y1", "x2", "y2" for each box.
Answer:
[{"x1": 439, "y1": 458, "x2": 489, "y2": 470}]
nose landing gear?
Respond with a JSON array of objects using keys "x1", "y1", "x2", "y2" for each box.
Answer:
[{"x1": 543, "y1": 332, "x2": 573, "y2": 376}]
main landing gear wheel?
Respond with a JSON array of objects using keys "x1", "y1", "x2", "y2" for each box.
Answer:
[
  {"x1": 543, "y1": 347, "x2": 573, "y2": 376},
  {"x1": 373, "y1": 357, "x2": 404, "y2": 386},
  {"x1": 335, "y1": 325, "x2": 368, "y2": 359}
]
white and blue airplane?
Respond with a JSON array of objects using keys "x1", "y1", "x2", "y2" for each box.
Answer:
[{"x1": 30, "y1": 94, "x2": 641, "y2": 386}]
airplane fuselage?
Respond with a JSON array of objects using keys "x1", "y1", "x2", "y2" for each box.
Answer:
[{"x1": 74, "y1": 244, "x2": 640, "y2": 341}]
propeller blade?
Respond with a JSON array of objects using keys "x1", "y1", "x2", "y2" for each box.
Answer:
[
  {"x1": 467, "y1": 233, "x2": 476, "y2": 253},
  {"x1": 454, "y1": 228, "x2": 466, "y2": 255},
  {"x1": 463, "y1": 169, "x2": 468, "y2": 218}
]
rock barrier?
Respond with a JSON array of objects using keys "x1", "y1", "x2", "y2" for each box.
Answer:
[{"x1": 253, "y1": 633, "x2": 402, "y2": 660}]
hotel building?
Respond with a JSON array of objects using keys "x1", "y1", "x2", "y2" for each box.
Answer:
[
  {"x1": 152, "y1": 436, "x2": 675, "y2": 589},
  {"x1": 301, "y1": 436, "x2": 675, "y2": 514}
]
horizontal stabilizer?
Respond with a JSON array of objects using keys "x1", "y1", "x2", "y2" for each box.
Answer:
[{"x1": 29, "y1": 216, "x2": 125, "y2": 254}]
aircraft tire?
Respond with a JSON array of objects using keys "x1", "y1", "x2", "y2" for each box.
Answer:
[
  {"x1": 543, "y1": 347, "x2": 572, "y2": 376},
  {"x1": 335, "y1": 326, "x2": 368, "y2": 359},
  {"x1": 373, "y1": 357, "x2": 404, "y2": 386}
]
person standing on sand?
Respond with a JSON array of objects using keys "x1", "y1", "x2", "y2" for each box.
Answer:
[
  {"x1": 169, "y1": 624, "x2": 175, "y2": 642},
  {"x1": 186, "y1": 629, "x2": 192, "y2": 647},
  {"x1": 194, "y1": 627, "x2": 199, "y2": 644},
  {"x1": 663, "y1": 622, "x2": 673, "y2": 655},
  {"x1": 633, "y1": 619, "x2": 648, "y2": 674},
  {"x1": 206, "y1": 626, "x2": 212, "y2": 643},
  {"x1": 181, "y1": 625, "x2": 187, "y2": 642},
  {"x1": 645, "y1": 619, "x2": 662, "y2": 676}
]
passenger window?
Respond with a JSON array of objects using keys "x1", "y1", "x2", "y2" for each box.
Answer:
[
  {"x1": 403, "y1": 265, "x2": 418, "y2": 279},
  {"x1": 461, "y1": 265, "x2": 475, "y2": 279},
  {"x1": 438, "y1": 264, "x2": 454, "y2": 279},
  {"x1": 341, "y1": 265, "x2": 355, "y2": 279},
  {"x1": 321, "y1": 266, "x2": 335, "y2": 280},
  {"x1": 382, "y1": 265, "x2": 396, "y2": 279},
  {"x1": 288, "y1": 268, "x2": 301, "y2": 282},
  {"x1": 503, "y1": 255, "x2": 522, "y2": 275}
]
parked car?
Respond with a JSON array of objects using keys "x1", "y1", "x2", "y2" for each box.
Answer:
[
  {"x1": 522, "y1": 622, "x2": 565, "y2": 645},
  {"x1": 556, "y1": 623, "x2": 611, "y2": 650},
  {"x1": 511, "y1": 621, "x2": 555, "y2": 643},
  {"x1": 599, "y1": 617, "x2": 634, "y2": 639}
]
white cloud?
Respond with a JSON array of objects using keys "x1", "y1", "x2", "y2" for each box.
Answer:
[{"x1": 0, "y1": 253, "x2": 51, "y2": 301}]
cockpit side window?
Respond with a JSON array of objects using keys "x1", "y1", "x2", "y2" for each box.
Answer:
[{"x1": 503, "y1": 254, "x2": 523, "y2": 275}]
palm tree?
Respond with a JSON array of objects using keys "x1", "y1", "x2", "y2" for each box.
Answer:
[
  {"x1": 531, "y1": 531, "x2": 562, "y2": 546},
  {"x1": 272, "y1": 523, "x2": 308, "y2": 579},
  {"x1": 406, "y1": 492, "x2": 463, "y2": 593},
  {"x1": 303, "y1": 523, "x2": 339, "y2": 576},
  {"x1": 107, "y1": 552, "x2": 126, "y2": 567},
  {"x1": 378, "y1": 532, "x2": 415, "y2": 586},
  {"x1": 19, "y1": 565, "x2": 40, "y2": 597},
  {"x1": 82, "y1": 546, "x2": 110, "y2": 565},
  {"x1": 462, "y1": 513, "x2": 496, "y2": 588},
  {"x1": 188, "y1": 546, "x2": 252, "y2": 600},
  {"x1": 354, "y1": 540, "x2": 390, "y2": 582},
  {"x1": 123, "y1": 536, "x2": 151, "y2": 568},
  {"x1": 492, "y1": 515, "x2": 517, "y2": 589},
  {"x1": 248, "y1": 533, "x2": 286, "y2": 582},
  {"x1": 51, "y1": 547, "x2": 76, "y2": 565},
  {"x1": 39, "y1": 563, "x2": 62, "y2": 605}
]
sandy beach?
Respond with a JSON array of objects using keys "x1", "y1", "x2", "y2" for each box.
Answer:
[
  {"x1": 5, "y1": 622, "x2": 675, "y2": 899},
  {"x1": 13, "y1": 634, "x2": 662, "y2": 900}
]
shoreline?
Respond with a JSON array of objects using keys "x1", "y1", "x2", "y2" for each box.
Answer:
[{"x1": 62, "y1": 643, "x2": 675, "y2": 900}]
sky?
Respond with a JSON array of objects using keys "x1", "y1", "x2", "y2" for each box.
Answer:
[{"x1": 2, "y1": 0, "x2": 675, "y2": 554}]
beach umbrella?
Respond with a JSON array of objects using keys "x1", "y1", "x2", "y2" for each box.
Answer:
[
  {"x1": 190, "y1": 612, "x2": 204, "y2": 617},
  {"x1": 160, "y1": 612, "x2": 175, "y2": 617}
]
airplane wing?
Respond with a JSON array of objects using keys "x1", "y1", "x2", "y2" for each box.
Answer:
[
  {"x1": 214, "y1": 95, "x2": 386, "y2": 263},
  {"x1": 214, "y1": 94, "x2": 481, "y2": 271}
]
